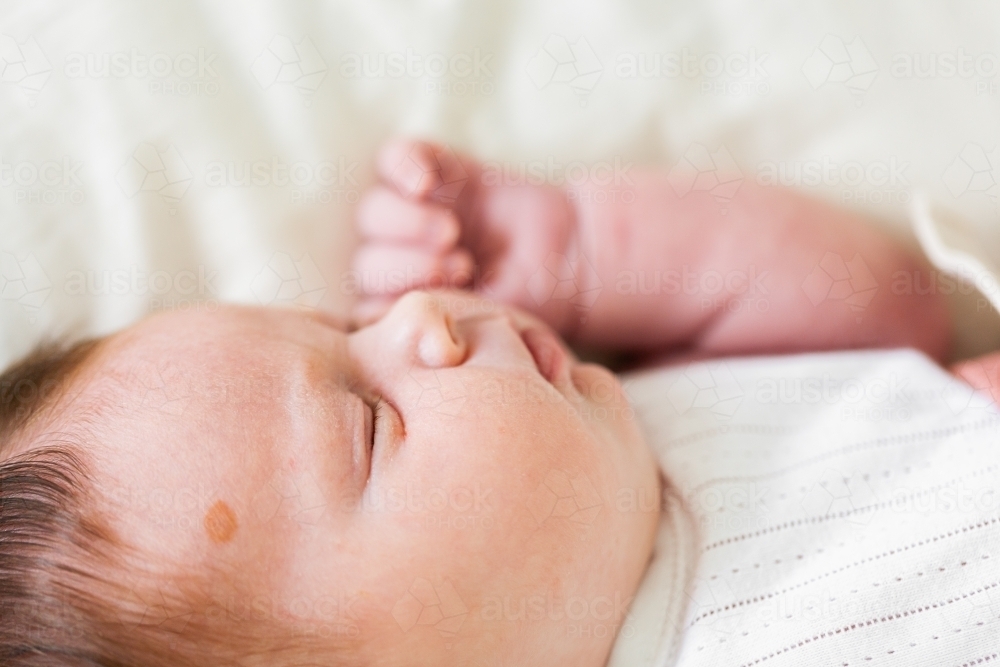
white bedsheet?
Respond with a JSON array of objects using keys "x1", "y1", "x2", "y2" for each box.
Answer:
[
  {"x1": 612, "y1": 348, "x2": 1000, "y2": 666},
  {"x1": 3, "y1": 0, "x2": 1000, "y2": 368}
]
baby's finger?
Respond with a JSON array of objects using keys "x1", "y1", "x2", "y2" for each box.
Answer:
[
  {"x1": 356, "y1": 186, "x2": 459, "y2": 250},
  {"x1": 376, "y1": 139, "x2": 472, "y2": 204},
  {"x1": 377, "y1": 139, "x2": 443, "y2": 200},
  {"x1": 351, "y1": 246, "x2": 474, "y2": 296}
]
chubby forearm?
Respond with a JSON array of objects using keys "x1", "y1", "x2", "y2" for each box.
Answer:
[{"x1": 568, "y1": 171, "x2": 952, "y2": 360}]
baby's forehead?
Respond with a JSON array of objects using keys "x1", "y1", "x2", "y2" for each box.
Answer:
[{"x1": 60, "y1": 320, "x2": 374, "y2": 480}]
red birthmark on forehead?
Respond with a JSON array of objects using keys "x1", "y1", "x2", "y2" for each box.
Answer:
[{"x1": 204, "y1": 500, "x2": 238, "y2": 544}]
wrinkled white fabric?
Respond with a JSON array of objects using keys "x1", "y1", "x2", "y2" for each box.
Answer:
[{"x1": 611, "y1": 348, "x2": 1000, "y2": 666}]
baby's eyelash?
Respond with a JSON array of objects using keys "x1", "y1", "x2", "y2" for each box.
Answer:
[{"x1": 369, "y1": 396, "x2": 386, "y2": 447}]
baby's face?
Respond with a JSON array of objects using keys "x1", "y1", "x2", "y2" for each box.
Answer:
[{"x1": 59, "y1": 291, "x2": 659, "y2": 666}]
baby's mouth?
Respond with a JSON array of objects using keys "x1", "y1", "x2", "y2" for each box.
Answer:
[{"x1": 520, "y1": 326, "x2": 568, "y2": 385}]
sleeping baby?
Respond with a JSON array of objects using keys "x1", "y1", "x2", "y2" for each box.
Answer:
[{"x1": 1, "y1": 139, "x2": 997, "y2": 667}]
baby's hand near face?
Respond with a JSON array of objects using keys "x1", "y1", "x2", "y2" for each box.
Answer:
[
  {"x1": 352, "y1": 139, "x2": 581, "y2": 330},
  {"x1": 352, "y1": 140, "x2": 475, "y2": 324}
]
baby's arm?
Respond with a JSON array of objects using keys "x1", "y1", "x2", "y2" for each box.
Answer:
[
  {"x1": 569, "y1": 171, "x2": 951, "y2": 359},
  {"x1": 353, "y1": 140, "x2": 951, "y2": 361}
]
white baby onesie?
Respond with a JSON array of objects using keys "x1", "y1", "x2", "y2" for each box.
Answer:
[{"x1": 608, "y1": 348, "x2": 1000, "y2": 667}]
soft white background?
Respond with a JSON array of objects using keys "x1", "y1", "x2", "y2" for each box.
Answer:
[{"x1": 2, "y1": 0, "x2": 1000, "y2": 368}]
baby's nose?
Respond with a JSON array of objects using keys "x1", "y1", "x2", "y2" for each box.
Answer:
[{"x1": 382, "y1": 291, "x2": 466, "y2": 368}]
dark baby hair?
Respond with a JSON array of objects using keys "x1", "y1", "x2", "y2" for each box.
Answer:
[{"x1": 0, "y1": 339, "x2": 125, "y2": 666}]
